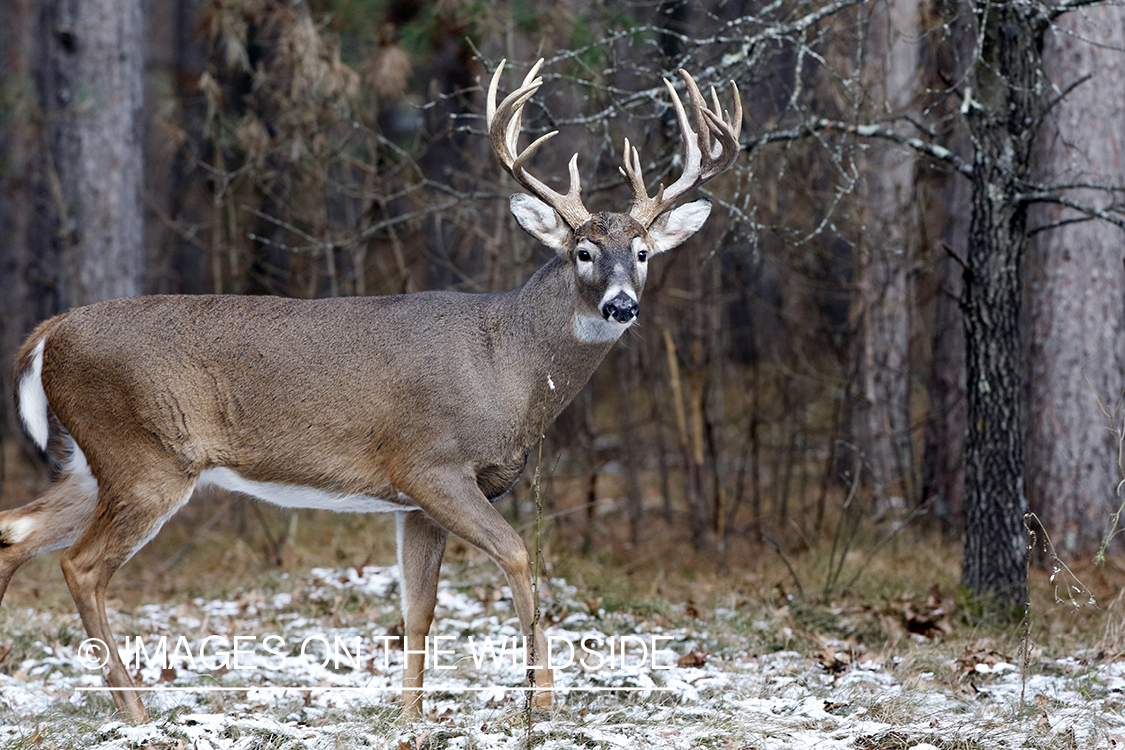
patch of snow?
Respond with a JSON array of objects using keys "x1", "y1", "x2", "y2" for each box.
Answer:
[{"x1": 1, "y1": 564, "x2": 1121, "y2": 750}]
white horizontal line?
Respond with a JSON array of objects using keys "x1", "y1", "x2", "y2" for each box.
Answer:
[{"x1": 75, "y1": 686, "x2": 675, "y2": 693}]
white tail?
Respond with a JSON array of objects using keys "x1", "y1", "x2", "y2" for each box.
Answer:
[{"x1": 1, "y1": 60, "x2": 740, "y2": 722}]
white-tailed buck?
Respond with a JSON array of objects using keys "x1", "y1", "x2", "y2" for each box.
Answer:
[{"x1": 1, "y1": 59, "x2": 740, "y2": 722}]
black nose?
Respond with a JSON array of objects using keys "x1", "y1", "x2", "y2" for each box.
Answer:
[{"x1": 602, "y1": 293, "x2": 638, "y2": 323}]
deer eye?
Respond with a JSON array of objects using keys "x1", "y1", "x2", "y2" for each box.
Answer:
[
  {"x1": 637, "y1": 250, "x2": 648, "y2": 263},
  {"x1": 577, "y1": 249, "x2": 592, "y2": 262}
]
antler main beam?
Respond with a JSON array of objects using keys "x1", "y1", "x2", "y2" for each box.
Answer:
[
  {"x1": 487, "y1": 59, "x2": 592, "y2": 229},
  {"x1": 488, "y1": 60, "x2": 741, "y2": 230},
  {"x1": 622, "y1": 70, "x2": 743, "y2": 228}
]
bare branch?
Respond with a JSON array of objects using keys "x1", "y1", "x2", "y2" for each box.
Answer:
[
  {"x1": 1020, "y1": 193, "x2": 1125, "y2": 234},
  {"x1": 814, "y1": 119, "x2": 973, "y2": 175},
  {"x1": 1050, "y1": 0, "x2": 1123, "y2": 21},
  {"x1": 1022, "y1": 179, "x2": 1125, "y2": 194},
  {"x1": 1039, "y1": 72, "x2": 1094, "y2": 130},
  {"x1": 746, "y1": 118, "x2": 972, "y2": 176}
]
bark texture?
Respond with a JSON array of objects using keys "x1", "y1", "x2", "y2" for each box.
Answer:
[
  {"x1": 920, "y1": 0, "x2": 973, "y2": 532},
  {"x1": 31, "y1": 0, "x2": 145, "y2": 309},
  {"x1": 923, "y1": 157, "x2": 968, "y2": 530},
  {"x1": 0, "y1": 0, "x2": 38, "y2": 469},
  {"x1": 960, "y1": 1, "x2": 1048, "y2": 609},
  {"x1": 854, "y1": 0, "x2": 919, "y2": 507},
  {"x1": 1026, "y1": 7, "x2": 1125, "y2": 555}
]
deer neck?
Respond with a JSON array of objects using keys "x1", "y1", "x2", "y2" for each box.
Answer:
[{"x1": 496, "y1": 256, "x2": 620, "y2": 427}]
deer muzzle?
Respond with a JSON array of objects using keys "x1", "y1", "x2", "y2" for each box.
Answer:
[{"x1": 602, "y1": 292, "x2": 639, "y2": 324}]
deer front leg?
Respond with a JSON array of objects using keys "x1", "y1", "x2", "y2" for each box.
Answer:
[
  {"x1": 408, "y1": 470, "x2": 553, "y2": 711},
  {"x1": 396, "y1": 510, "x2": 448, "y2": 718}
]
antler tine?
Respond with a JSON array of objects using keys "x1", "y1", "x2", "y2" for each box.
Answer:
[
  {"x1": 486, "y1": 59, "x2": 591, "y2": 229},
  {"x1": 626, "y1": 69, "x2": 742, "y2": 228},
  {"x1": 713, "y1": 80, "x2": 743, "y2": 155},
  {"x1": 619, "y1": 136, "x2": 666, "y2": 225},
  {"x1": 680, "y1": 70, "x2": 713, "y2": 167}
]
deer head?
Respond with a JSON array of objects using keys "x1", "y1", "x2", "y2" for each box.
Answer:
[{"x1": 486, "y1": 59, "x2": 742, "y2": 341}]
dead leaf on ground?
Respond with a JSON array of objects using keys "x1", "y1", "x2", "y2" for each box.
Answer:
[
  {"x1": 954, "y1": 648, "x2": 1010, "y2": 674},
  {"x1": 685, "y1": 600, "x2": 706, "y2": 620},
  {"x1": 901, "y1": 584, "x2": 955, "y2": 639},
  {"x1": 677, "y1": 650, "x2": 707, "y2": 668},
  {"x1": 817, "y1": 640, "x2": 865, "y2": 673}
]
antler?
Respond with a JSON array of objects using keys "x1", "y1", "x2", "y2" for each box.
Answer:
[
  {"x1": 621, "y1": 70, "x2": 742, "y2": 228},
  {"x1": 487, "y1": 59, "x2": 592, "y2": 229}
]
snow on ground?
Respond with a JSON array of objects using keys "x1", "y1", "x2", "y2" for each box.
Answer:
[{"x1": 1, "y1": 564, "x2": 1123, "y2": 749}]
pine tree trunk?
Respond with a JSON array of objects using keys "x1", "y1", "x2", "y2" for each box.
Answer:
[
  {"x1": 960, "y1": 1, "x2": 1047, "y2": 610},
  {"x1": 32, "y1": 0, "x2": 145, "y2": 308},
  {"x1": 0, "y1": 0, "x2": 38, "y2": 475},
  {"x1": 923, "y1": 194, "x2": 967, "y2": 532},
  {"x1": 854, "y1": 0, "x2": 919, "y2": 508},
  {"x1": 921, "y1": 4, "x2": 974, "y2": 532},
  {"x1": 1025, "y1": 7, "x2": 1125, "y2": 556}
]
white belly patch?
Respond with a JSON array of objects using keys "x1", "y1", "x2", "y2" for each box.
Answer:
[{"x1": 197, "y1": 467, "x2": 417, "y2": 514}]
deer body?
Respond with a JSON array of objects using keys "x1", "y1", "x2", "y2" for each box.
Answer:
[
  {"x1": 30, "y1": 263, "x2": 613, "y2": 512},
  {"x1": 1, "y1": 60, "x2": 740, "y2": 723}
]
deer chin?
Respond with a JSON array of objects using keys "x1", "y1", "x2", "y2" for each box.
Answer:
[{"x1": 573, "y1": 311, "x2": 633, "y2": 343}]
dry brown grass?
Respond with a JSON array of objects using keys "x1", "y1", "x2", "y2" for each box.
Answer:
[
  {"x1": 3, "y1": 457, "x2": 1124, "y2": 750},
  {"x1": 4, "y1": 437, "x2": 1124, "y2": 663}
]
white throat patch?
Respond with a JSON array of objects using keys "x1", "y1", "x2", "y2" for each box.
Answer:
[{"x1": 573, "y1": 313, "x2": 632, "y2": 343}]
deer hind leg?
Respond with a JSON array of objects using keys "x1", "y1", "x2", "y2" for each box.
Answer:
[
  {"x1": 396, "y1": 510, "x2": 448, "y2": 718},
  {"x1": 59, "y1": 468, "x2": 195, "y2": 724},
  {"x1": 408, "y1": 471, "x2": 553, "y2": 711},
  {"x1": 0, "y1": 446, "x2": 100, "y2": 605}
]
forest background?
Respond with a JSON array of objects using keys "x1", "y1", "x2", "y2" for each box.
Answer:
[{"x1": 2, "y1": 0, "x2": 1125, "y2": 613}]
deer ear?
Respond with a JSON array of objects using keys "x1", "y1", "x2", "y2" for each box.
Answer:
[
  {"x1": 647, "y1": 198, "x2": 712, "y2": 254},
  {"x1": 510, "y1": 194, "x2": 573, "y2": 254}
]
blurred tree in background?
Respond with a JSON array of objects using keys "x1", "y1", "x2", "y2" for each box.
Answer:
[{"x1": 3, "y1": 0, "x2": 1125, "y2": 612}]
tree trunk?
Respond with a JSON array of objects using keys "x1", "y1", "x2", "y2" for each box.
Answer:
[
  {"x1": 960, "y1": 1, "x2": 1047, "y2": 610},
  {"x1": 1025, "y1": 7, "x2": 1125, "y2": 556},
  {"x1": 854, "y1": 0, "x2": 920, "y2": 508},
  {"x1": 921, "y1": 0, "x2": 974, "y2": 533},
  {"x1": 0, "y1": 0, "x2": 39, "y2": 479},
  {"x1": 923, "y1": 181, "x2": 968, "y2": 532},
  {"x1": 31, "y1": 0, "x2": 146, "y2": 309}
]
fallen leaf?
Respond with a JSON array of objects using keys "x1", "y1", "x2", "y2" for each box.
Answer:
[
  {"x1": 677, "y1": 650, "x2": 707, "y2": 668},
  {"x1": 954, "y1": 648, "x2": 1009, "y2": 674}
]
